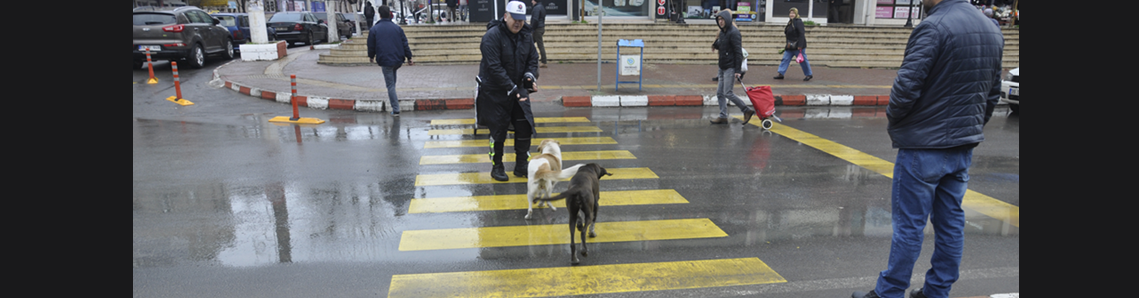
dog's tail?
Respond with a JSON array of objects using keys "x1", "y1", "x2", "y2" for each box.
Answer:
[
  {"x1": 534, "y1": 188, "x2": 579, "y2": 203},
  {"x1": 557, "y1": 163, "x2": 586, "y2": 180}
]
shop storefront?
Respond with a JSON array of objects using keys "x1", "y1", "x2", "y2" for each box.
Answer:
[
  {"x1": 662, "y1": 0, "x2": 929, "y2": 26},
  {"x1": 435, "y1": 0, "x2": 1013, "y2": 25}
]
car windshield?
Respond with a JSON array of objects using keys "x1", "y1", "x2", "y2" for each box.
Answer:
[
  {"x1": 134, "y1": 13, "x2": 177, "y2": 25},
  {"x1": 215, "y1": 16, "x2": 237, "y2": 27},
  {"x1": 269, "y1": 13, "x2": 303, "y2": 22}
]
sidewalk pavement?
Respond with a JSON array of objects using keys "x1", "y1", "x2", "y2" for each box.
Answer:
[{"x1": 211, "y1": 46, "x2": 913, "y2": 113}]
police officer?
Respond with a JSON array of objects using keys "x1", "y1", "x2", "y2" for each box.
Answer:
[{"x1": 476, "y1": 1, "x2": 540, "y2": 182}]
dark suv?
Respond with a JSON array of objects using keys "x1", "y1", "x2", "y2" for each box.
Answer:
[{"x1": 133, "y1": 6, "x2": 234, "y2": 69}]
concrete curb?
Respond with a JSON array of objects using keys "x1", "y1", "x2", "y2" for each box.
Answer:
[
  {"x1": 212, "y1": 66, "x2": 475, "y2": 113},
  {"x1": 211, "y1": 63, "x2": 894, "y2": 112},
  {"x1": 562, "y1": 94, "x2": 891, "y2": 108}
]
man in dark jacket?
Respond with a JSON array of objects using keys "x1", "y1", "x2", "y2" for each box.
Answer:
[
  {"x1": 852, "y1": 1, "x2": 1003, "y2": 298},
  {"x1": 530, "y1": 0, "x2": 547, "y2": 68},
  {"x1": 709, "y1": 9, "x2": 754, "y2": 125},
  {"x1": 477, "y1": 1, "x2": 540, "y2": 182},
  {"x1": 367, "y1": 5, "x2": 414, "y2": 116}
]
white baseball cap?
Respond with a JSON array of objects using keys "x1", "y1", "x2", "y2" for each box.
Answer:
[{"x1": 506, "y1": 1, "x2": 527, "y2": 21}]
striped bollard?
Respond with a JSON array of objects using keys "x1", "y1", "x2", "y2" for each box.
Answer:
[
  {"x1": 165, "y1": 62, "x2": 194, "y2": 106},
  {"x1": 268, "y1": 74, "x2": 325, "y2": 124},
  {"x1": 290, "y1": 75, "x2": 300, "y2": 121},
  {"x1": 145, "y1": 48, "x2": 158, "y2": 84}
]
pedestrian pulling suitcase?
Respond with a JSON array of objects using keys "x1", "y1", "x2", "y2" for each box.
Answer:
[{"x1": 737, "y1": 77, "x2": 782, "y2": 129}]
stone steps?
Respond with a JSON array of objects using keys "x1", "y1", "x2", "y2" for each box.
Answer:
[{"x1": 318, "y1": 24, "x2": 1019, "y2": 69}]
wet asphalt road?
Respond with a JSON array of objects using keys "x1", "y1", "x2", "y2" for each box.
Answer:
[{"x1": 133, "y1": 63, "x2": 1019, "y2": 298}]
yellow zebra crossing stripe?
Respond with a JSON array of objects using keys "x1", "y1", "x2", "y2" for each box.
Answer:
[
  {"x1": 414, "y1": 167, "x2": 658, "y2": 186},
  {"x1": 419, "y1": 150, "x2": 636, "y2": 165},
  {"x1": 428, "y1": 126, "x2": 603, "y2": 135},
  {"x1": 740, "y1": 116, "x2": 1020, "y2": 227},
  {"x1": 387, "y1": 257, "x2": 787, "y2": 298},
  {"x1": 408, "y1": 189, "x2": 688, "y2": 213},
  {"x1": 423, "y1": 137, "x2": 618, "y2": 149},
  {"x1": 430, "y1": 117, "x2": 591, "y2": 125},
  {"x1": 398, "y1": 218, "x2": 727, "y2": 251}
]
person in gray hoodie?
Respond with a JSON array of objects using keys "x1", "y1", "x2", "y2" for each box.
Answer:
[{"x1": 709, "y1": 9, "x2": 755, "y2": 125}]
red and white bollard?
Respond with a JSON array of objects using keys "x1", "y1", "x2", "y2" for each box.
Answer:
[
  {"x1": 290, "y1": 74, "x2": 300, "y2": 120},
  {"x1": 269, "y1": 74, "x2": 324, "y2": 124},
  {"x1": 145, "y1": 48, "x2": 158, "y2": 84},
  {"x1": 165, "y1": 62, "x2": 194, "y2": 106}
]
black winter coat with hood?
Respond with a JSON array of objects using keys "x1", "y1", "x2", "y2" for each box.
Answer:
[
  {"x1": 476, "y1": 19, "x2": 540, "y2": 135},
  {"x1": 715, "y1": 10, "x2": 744, "y2": 73}
]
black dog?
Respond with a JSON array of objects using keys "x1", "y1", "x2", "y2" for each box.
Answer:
[{"x1": 532, "y1": 163, "x2": 612, "y2": 265}]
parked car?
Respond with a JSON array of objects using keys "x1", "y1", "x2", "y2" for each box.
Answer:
[
  {"x1": 133, "y1": 6, "x2": 234, "y2": 69},
  {"x1": 267, "y1": 11, "x2": 329, "y2": 46},
  {"x1": 314, "y1": 12, "x2": 354, "y2": 39},
  {"x1": 211, "y1": 13, "x2": 277, "y2": 54},
  {"x1": 1000, "y1": 67, "x2": 1019, "y2": 113}
]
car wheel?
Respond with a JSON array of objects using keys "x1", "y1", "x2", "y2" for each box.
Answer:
[
  {"x1": 187, "y1": 44, "x2": 206, "y2": 69},
  {"x1": 222, "y1": 40, "x2": 235, "y2": 60},
  {"x1": 1010, "y1": 104, "x2": 1019, "y2": 113}
]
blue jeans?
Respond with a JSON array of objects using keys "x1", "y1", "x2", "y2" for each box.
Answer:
[
  {"x1": 778, "y1": 48, "x2": 812, "y2": 77},
  {"x1": 382, "y1": 65, "x2": 400, "y2": 113},
  {"x1": 716, "y1": 68, "x2": 751, "y2": 118},
  {"x1": 875, "y1": 148, "x2": 972, "y2": 298}
]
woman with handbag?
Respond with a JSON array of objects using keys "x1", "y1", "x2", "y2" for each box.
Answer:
[{"x1": 776, "y1": 7, "x2": 814, "y2": 81}]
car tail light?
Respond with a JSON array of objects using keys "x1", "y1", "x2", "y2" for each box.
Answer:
[
  {"x1": 163, "y1": 42, "x2": 186, "y2": 47},
  {"x1": 232, "y1": 30, "x2": 243, "y2": 40},
  {"x1": 162, "y1": 24, "x2": 184, "y2": 32},
  {"x1": 294, "y1": 24, "x2": 303, "y2": 31}
]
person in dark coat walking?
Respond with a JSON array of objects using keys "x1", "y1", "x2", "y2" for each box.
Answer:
[
  {"x1": 367, "y1": 5, "x2": 414, "y2": 116},
  {"x1": 476, "y1": 1, "x2": 540, "y2": 182},
  {"x1": 775, "y1": 7, "x2": 813, "y2": 81},
  {"x1": 531, "y1": 0, "x2": 547, "y2": 68},
  {"x1": 446, "y1": 0, "x2": 458, "y2": 22},
  {"x1": 364, "y1": 1, "x2": 375, "y2": 28},
  {"x1": 708, "y1": 9, "x2": 754, "y2": 125},
  {"x1": 851, "y1": 1, "x2": 1004, "y2": 298}
]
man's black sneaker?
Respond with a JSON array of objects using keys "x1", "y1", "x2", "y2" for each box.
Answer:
[
  {"x1": 773, "y1": 74, "x2": 784, "y2": 79},
  {"x1": 852, "y1": 290, "x2": 881, "y2": 298},
  {"x1": 909, "y1": 288, "x2": 928, "y2": 298}
]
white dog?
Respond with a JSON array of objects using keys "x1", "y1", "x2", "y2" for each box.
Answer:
[{"x1": 525, "y1": 139, "x2": 585, "y2": 219}]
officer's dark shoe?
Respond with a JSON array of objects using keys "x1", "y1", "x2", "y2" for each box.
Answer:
[
  {"x1": 851, "y1": 290, "x2": 881, "y2": 298},
  {"x1": 742, "y1": 109, "x2": 755, "y2": 125},
  {"x1": 709, "y1": 117, "x2": 729, "y2": 124},
  {"x1": 804, "y1": 75, "x2": 813, "y2": 81},
  {"x1": 773, "y1": 74, "x2": 784, "y2": 79},
  {"x1": 909, "y1": 288, "x2": 928, "y2": 298},
  {"x1": 491, "y1": 164, "x2": 509, "y2": 181},
  {"x1": 514, "y1": 162, "x2": 528, "y2": 177}
]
